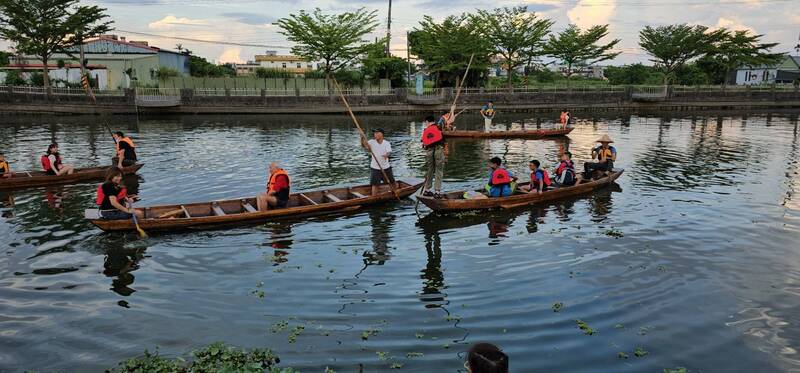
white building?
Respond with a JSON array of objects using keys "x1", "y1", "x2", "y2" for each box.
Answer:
[{"x1": 733, "y1": 55, "x2": 800, "y2": 85}]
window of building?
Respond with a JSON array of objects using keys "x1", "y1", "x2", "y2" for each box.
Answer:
[
  {"x1": 297, "y1": 63, "x2": 302, "y2": 68},
  {"x1": 307, "y1": 63, "x2": 313, "y2": 68},
  {"x1": 282, "y1": 62, "x2": 287, "y2": 69}
]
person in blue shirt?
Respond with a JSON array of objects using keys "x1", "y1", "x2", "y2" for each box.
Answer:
[
  {"x1": 480, "y1": 101, "x2": 496, "y2": 120},
  {"x1": 583, "y1": 134, "x2": 617, "y2": 179},
  {"x1": 486, "y1": 157, "x2": 516, "y2": 197}
]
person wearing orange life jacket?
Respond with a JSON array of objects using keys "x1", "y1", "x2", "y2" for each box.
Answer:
[
  {"x1": 258, "y1": 162, "x2": 291, "y2": 211},
  {"x1": 486, "y1": 157, "x2": 516, "y2": 198},
  {"x1": 583, "y1": 134, "x2": 617, "y2": 179},
  {"x1": 41, "y1": 143, "x2": 75, "y2": 176},
  {"x1": 520, "y1": 160, "x2": 551, "y2": 194},
  {"x1": 421, "y1": 114, "x2": 448, "y2": 198},
  {"x1": 112, "y1": 131, "x2": 137, "y2": 168},
  {"x1": 0, "y1": 152, "x2": 12, "y2": 178},
  {"x1": 96, "y1": 167, "x2": 144, "y2": 220}
]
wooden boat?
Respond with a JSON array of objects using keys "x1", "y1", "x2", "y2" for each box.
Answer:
[
  {"x1": 87, "y1": 178, "x2": 423, "y2": 232},
  {"x1": 444, "y1": 127, "x2": 573, "y2": 139},
  {"x1": 417, "y1": 169, "x2": 623, "y2": 213},
  {"x1": 0, "y1": 164, "x2": 144, "y2": 190}
]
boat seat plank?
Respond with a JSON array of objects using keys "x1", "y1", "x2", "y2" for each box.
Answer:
[
  {"x1": 212, "y1": 204, "x2": 226, "y2": 216},
  {"x1": 299, "y1": 193, "x2": 318, "y2": 205},
  {"x1": 181, "y1": 205, "x2": 191, "y2": 218},
  {"x1": 242, "y1": 200, "x2": 257, "y2": 213},
  {"x1": 350, "y1": 190, "x2": 367, "y2": 199},
  {"x1": 325, "y1": 193, "x2": 342, "y2": 203}
]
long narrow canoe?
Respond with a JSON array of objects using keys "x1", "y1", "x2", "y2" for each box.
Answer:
[
  {"x1": 0, "y1": 164, "x2": 144, "y2": 190},
  {"x1": 445, "y1": 127, "x2": 574, "y2": 139},
  {"x1": 87, "y1": 178, "x2": 423, "y2": 232},
  {"x1": 418, "y1": 170, "x2": 623, "y2": 213}
]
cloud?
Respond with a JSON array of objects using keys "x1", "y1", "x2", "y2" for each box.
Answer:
[
  {"x1": 567, "y1": 0, "x2": 616, "y2": 28},
  {"x1": 218, "y1": 48, "x2": 244, "y2": 64},
  {"x1": 222, "y1": 12, "x2": 276, "y2": 26},
  {"x1": 714, "y1": 17, "x2": 756, "y2": 33},
  {"x1": 148, "y1": 15, "x2": 209, "y2": 30}
]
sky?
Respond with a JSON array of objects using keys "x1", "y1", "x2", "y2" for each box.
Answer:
[{"x1": 1, "y1": 0, "x2": 799, "y2": 65}]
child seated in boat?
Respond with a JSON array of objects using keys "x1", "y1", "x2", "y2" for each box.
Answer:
[
  {"x1": 0, "y1": 153, "x2": 11, "y2": 178},
  {"x1": 553, "y1": 151, "x2": 577, "y2": 186},
  {"x1": 486, "y1": 157, "x2": 516, "y2": 197},
  {"x1": 519, "y1": 160, "x2": 551, "y2": 194}
]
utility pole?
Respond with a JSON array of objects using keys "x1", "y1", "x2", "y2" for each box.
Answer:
[
  {"x1": 386, "y1": 0, "x2": 392, "y2": 57},
  {"x1": 406, "y1": 30, "x2": 412, "y2": 87}
]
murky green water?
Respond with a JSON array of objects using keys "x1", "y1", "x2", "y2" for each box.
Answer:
[{"x1": 1, "y1": 111, "x2": 799, "y2": 372}]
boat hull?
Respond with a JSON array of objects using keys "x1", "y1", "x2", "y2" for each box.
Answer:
[
  {"x1": 0, "y1": 164, "x2": 144, "y2": 190},
  {"x1": 445, "y1": 127, "x2": 573, "y2": 139},
  {"x1": 88, "y1": 179, "x2": 423, "y2": 232},
  {"x1": 418, "y1": 170, "x2": 623, "y2": 212}
]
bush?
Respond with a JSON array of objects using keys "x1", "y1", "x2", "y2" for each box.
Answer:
[
  {"x1": 155, "y1": 67, "x2": 180, "y2": 80},
  {"x1": 108, "y1": 343, "x2": 286, "y2": 373},
  {"x1": 4, "y1": 70, "x2": 26, "y2": 85},
  {"x1": 28, "y1": 72, "x2": 44, "y2": 87},
  {"x1": 255, "y1": 67, "x2": 293, "y2": 79},
  {"x1": 604, "y1": 64, "x2": 661, "y2": 85}
]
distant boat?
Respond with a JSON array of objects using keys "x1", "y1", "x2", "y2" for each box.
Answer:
[
  {"x1": 0, "y1": 164, "x2": 144, "y2": 190},
  {"x1": 445, "y1": 127, "x2": 573, "y2": 139},
  {"x1": 87, "y1": 178, "x2": 423, "y2": 233}
]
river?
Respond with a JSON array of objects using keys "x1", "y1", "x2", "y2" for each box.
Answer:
[{"x1": 1, "y1": 111, "x2": 799, "y2": 372}]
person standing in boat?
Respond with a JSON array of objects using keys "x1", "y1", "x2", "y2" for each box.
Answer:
[
  {"x1": 519, "y1": 160, "x2": 551, "y2": 194},
  {"x1": 481, "y1": 101, "x2": 496, "y2": 127},
  {"x1": 361, "y1": 128, "x2": 395, "y2": 196},
  {"x1": 96, "y1": 167, "x2": 143, "y2": 220},
  {"x1": 112, "y1": 132, "x2": 137, "y2": 168},
  {"x1": 0, "y1": 152, "x2": 11, "y2": 178},
  {"x1": 553, "y1": 151, "x2": 577, "y2": 186},
  {"x1": 583, "y1": 135, "x2": 617, "y2": 179},
  {"x1": 486, "y1": 157, "x2": 516, "y2": 197},
  {"x1": 42, "y1": 143, "x2": 75, "y2": 176},
  {"x1": 258, "y1": 162, "x2": 290, "y2": 211},
  {"x1": 422, "y1": 115, "x2": 448, "y2": 198}
]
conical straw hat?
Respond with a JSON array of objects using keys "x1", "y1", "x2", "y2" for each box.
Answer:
[{"x1": 596, "y1": 134, "x2": 614, "y2": 143}]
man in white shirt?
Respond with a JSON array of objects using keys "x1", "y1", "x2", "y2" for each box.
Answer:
[{"x1": 361, "y1": 128, "x2": 395, "y2": 196}]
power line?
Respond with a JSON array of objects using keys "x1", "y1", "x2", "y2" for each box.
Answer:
[{"x1": 115, "y1": 29, "x2": 292, "y2": 49}]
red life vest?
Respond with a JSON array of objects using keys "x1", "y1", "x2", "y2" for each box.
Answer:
[
  {"x1": 491, "y1": 168, "x2": 511, "y2": 185},
  {"x1": 421, "y1": 124, "x2": 443, "y2": 147},
  {"x1": 41, "y1": 154, "x2": 62, "y2": 172},
  {"x1": 532, "y1": 169, "x2": 552, "y2": 186},
  {"x1": 95, "y1": 184, "x2": 127, "y2": 206},
  {"x1": 268, "y1": 168, "x2": 291, "y2": 193}
]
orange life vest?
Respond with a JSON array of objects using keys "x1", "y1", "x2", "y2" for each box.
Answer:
[
  {"x1": 532, "y1": 169, "x2": 552, "y2": 186},
  {"x1": 268, "y1": 168, "x2": 291, "y2": 192},
  {"x1": 0, "y1": 161, "x2": 9, "y2": 173},
  {"x1": 41, "y1": 154, "x2": 61, "y2": 172},
  {"x1": 115, "y1": 137, "x2": 136, "y2": 153},
  {"x1": 421, "y1": 124, "x2": 443, "y2": 147},
  {"x1": 491, "y1": 168, "x2": 511, "y2": 185},
  {"x1": 96, "y1": 184, "x2": 127, "y2": 206},
  {"x1": 560, "y1": 112, "x2": 568, "y2": 124}
]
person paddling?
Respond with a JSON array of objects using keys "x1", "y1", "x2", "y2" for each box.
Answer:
[
  {"x1": 583, "y1": 134, "x2": 617, "y2": 179},
  {"x1": 361, "y1": 128, "x2": 395, "y2": 196},
  {"x1": 42, "y1": 143, "x2": 75, "y2": 176},
  {"x1": 0, "y1": 152, "x2": 11, "y2": 178},
  {"x1": 257, "y1": 162, "x2": 290, "y2": 211},
  {"x1": 486, "y1": 157, "x2": 515, "y2": 197},
  {"x1": 519, "y1": 160, "x2": 550, "y2": 194},
  {"x1": 96, "y1": 167, "x2": 143, "y2": 220},
  {"x1": 112, "y1": 132, "x2": 137, "y2": 168},
  {"x1": 421, "y1": 115, "x2": 447, "y2": 198}
]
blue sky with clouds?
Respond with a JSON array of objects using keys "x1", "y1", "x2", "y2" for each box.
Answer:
[{"x1": 2, "y1": 0, "x2": 798, "y2": 65}]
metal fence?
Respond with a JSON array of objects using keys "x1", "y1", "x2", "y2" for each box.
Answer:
[{"x1": 0, "y1": 85, "x2": 125, "y2": 96}]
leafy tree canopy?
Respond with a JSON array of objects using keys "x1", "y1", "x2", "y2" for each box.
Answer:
[{"x1": 544, "y1": 24, "x2": 620, "y2": 80}]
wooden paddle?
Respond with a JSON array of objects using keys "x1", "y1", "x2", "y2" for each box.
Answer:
[
  {"x1": 332, "y1": 78, "x2": 400, "y2": 200},
  {"x1": 128, "y1": 201, "x2": 147, "y2": 238}
]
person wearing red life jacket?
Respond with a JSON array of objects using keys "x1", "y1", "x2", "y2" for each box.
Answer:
[
  {"x1": 96, "y1": 167, "x2": 143, "y2": 220},
  {"x1": 520, "y1": 160, "x2": 551, "y2": 194},
  {"x1": 112, "y1": 131, "x2": 138, "y2": 168},
  {"x1": 486, "y1": 157, "x2": 516, "y2": 197},
  {"x1": 421, "y1": 114, "x2": 448, "y2": 198},
  {"x1": 41, "y1": 143, "x2": 75, "y2": 176},
  {"x1": 258, "y1": 162, "x2": 291, "y2": 211},
  {"x1": 553, "y1": 151, "x2": 577, "y2": 186}
]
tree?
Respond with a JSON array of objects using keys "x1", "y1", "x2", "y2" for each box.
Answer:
[
  {"x1": 409, "y1": 14, "x2": 493, "y2": 87},
  {"x1": 706, "y1": 28, "x2": 783, "y2": 87},
  {"x1": 278, "y1": 7, "x2": 380, "y2": 86},
  {"x1": 604, "y1": 63, "x2": 661, "y2": 85},
  {"x1": 255, "y1": 67, "x2": 292, "y2": 79},
  {"x1": 544, "y1": 24, "x2": 620, "y2": 82},
  {"x1": 472, "y1": 6, "x2": 553, "y2": 90},
  {"x1": 639, "y1": 24, "x2": 722, "y2": 85},
  {"x1": 0, "y1": 0, "x2": 112, "y2": 93},
  {"x1": 0, "y1": 50, "x2": 9, "y2": 66},
  {"x1": 360, "y1": 41, "x2": 414, "y2": 87},
  {"x1": 155, "y1": 66, "x2": 179, "y2": 80},
  {"x1": 189, "y1": 55, "x2": 235, "y2": 77}
]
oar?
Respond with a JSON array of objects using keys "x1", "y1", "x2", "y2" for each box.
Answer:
[
  {"x1": 128, "y1": 201, "x2": 147, "y2": 238},
  {"x1": 104, "y1": 123, "x2": 117, "y2": 145},
  {"x1": 332, "y1": 78, "x2": 400, "y2": 201}
]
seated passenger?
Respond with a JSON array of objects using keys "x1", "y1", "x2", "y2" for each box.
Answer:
[
  {"x1": 583, "y1": 134, "x2": 617, "y2": 179},
  {"x1": 96, "y1": 167, "x2": 144, "y2": 220},
  {"x1": 257, "y1": 162, "x2": 290, "y2": 211},
  {"x1": 519, "y1": 160, "x2": 551, "y2": 194},
  {"x1": 41, "y1": 143, "x2": 75, "y2": 176},
  {"x1": 486, "y1": 157, "x2": 515, "y2": 198},
  {"x1": 112, "y1": 132, "x2": 137, "y2": 168},
  {"x1": 553, "y1": 151, "x2": 577, "y2": 186},
  {"x1": 0, "y1": 152, "x2": 11, "y2": 178},
  {"x1": 465, "y1": 342, "x2": 508, "y2": 373}
]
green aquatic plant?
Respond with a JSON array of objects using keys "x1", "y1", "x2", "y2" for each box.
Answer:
[
  {"x1": 634, "y1": 346, "x2": 648, "y2": 357},
  {"x1": 406, "y1": 352, "x2": 424, "y2": 358},
  {"x1": 361, "y1": 328, "x2": 381, "y2": 340},
  {"x1": 604, "y1": 228, "x2": 624, "y2": 238},
  {"x1": 109, "y1": 343, "x2": 285, "y2": 373},
  {"x1": 414, "y1": 332, "x2": 425, "y2": 339},
  {"x1": 287, "y1": 325, "x2": 305, "y2": 344},
  {"x1": 617, "y1": 352, "x2": 629, "y2": 359},
  {"x1": 663, "y1": 368, "x2": 686, "y2": 373},
  {"x1": 270, "y1": 321, "x2": 289, "y2": 334},
  {"x1": 376, "y1": 351, "x2": 390, "y2": 361},
  {"x1": 575, "y1": 319, "x2": 596, "y2": 335},
  {"x1": 552, "y1": 302, "x2": 564, "y2": 312},
  {"x1": 390, "y1": 363, "x2": 404, "y2": 369}
]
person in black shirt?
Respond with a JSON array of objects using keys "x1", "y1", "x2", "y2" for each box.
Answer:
[
  {"x1": 112, "y1": 132, "x2": 137, "y2": 168},
  {"x1": 97, "y1": 167, "x2": 143, "y2": 220}
]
